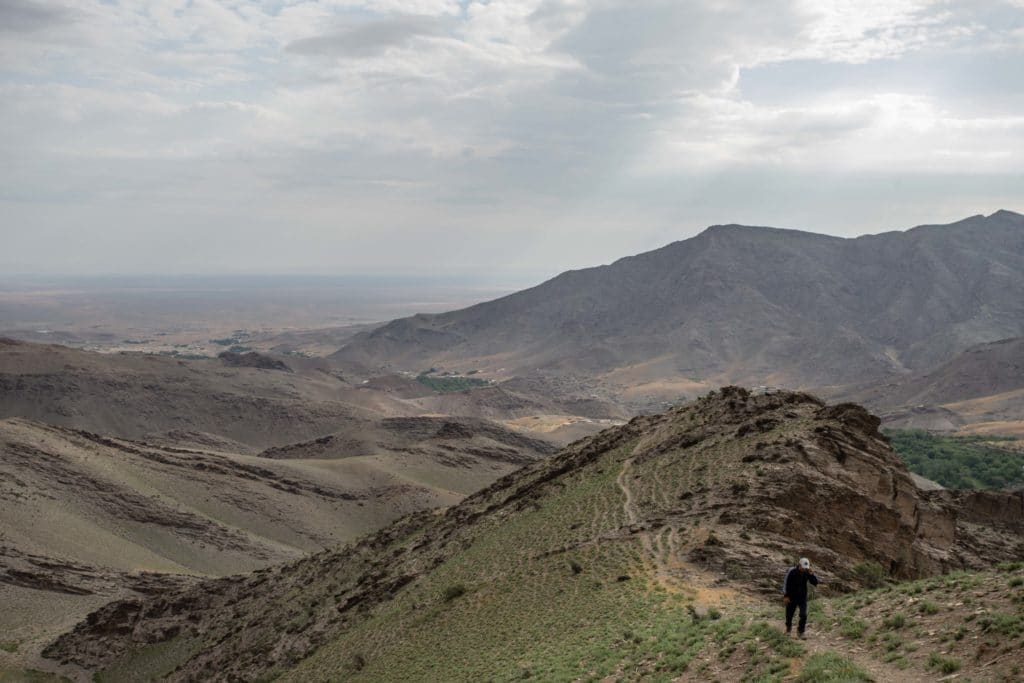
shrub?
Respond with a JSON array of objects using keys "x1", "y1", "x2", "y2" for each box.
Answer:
[
  {"x1": 442, "y1": 584, "x2": 467, "y2": 602},
  {"x1": 853, "y1": 561, "x2": 886, "y2": 588},
  {"x1": 927, "y1": 653, "x2": 961, "y2": 674},
  {"x1": 919, "y1": 600, "x2": 939, "y2": 615},
  {"x1": 1009, "y1": 577, "x2": 1023, "y2": 588},
  {"x1": 882, "y1": 613, "x2": 905, "y2": 630}
]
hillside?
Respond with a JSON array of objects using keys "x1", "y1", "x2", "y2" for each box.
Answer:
[
  {"x1": 0, "y1": 338, "x2": 615, "y2": 448},
  {"x1": 0, "y1": 338, "x2": 380, "y2": 450},
  {"x1": 37, "y1": 389, "x2": 1024, "y2": 681},
  {"x1": 0, "y1": 415, "x2": 553, "y2": 663},
  {"x1": 334, "y1": 211, "x2": 1024, "y2": 402},
  {"x1": 845, "y1": 337, "x2": 1024, "y2": 435}
]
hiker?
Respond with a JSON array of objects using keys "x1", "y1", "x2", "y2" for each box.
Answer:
[{"x1": 782, "y1": 557, "x2": 819, "y2": 638}]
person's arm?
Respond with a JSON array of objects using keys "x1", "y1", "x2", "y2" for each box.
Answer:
[
  {"x1": 808, "y1": 572, "x2": 819, "y2": 587},
  {"x1": 782, "y1": 568, "x2": 795, "y2": 600}
]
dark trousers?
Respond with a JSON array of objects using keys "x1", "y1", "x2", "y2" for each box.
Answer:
[{"x1": 785, "y1": 599, "x2": 808, "y2": 633}]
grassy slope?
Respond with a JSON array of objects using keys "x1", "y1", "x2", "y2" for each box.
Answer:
[
  {"x1": 51, "y1": 390, "x2": 1024, "y2": 682},
  {"x1": 816, "y1": 562, "x2": 1024, "y2": 680}
]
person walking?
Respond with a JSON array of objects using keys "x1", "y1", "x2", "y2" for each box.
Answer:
[{"x1": 782, "y1": 557, "x2": 819, "y2": 638}]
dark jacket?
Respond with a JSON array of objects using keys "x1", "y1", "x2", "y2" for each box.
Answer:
[{"x1": 782, "y1": 566, "x2": 818, "y2": 602}]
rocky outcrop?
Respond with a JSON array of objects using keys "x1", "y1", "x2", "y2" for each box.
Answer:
[{"x1": 217, "y1": 350, "x2": 291, "y2": 371}]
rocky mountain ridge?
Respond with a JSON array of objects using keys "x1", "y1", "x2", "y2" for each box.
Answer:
[
  {"x1": 42, "y1": 389, "x2": 1024, "y2": 681},
  {"x1": 334, "y1": 211, "x2": 1024, "y2": 397}
]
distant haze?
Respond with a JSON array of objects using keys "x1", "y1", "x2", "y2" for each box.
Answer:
[{"x1": 2, "y1": 1, "x2": 1023, "y2": 276}]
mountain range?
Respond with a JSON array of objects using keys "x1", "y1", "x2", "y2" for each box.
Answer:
[{"x1": 335, "y1": 211, "x2": 1024, "y2": 406}]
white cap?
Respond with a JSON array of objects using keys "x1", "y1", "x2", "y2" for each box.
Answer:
[{"x1": 799, "y1": 558, "x2": 811, "y2": 569}]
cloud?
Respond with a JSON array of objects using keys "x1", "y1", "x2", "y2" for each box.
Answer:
[
  {"x1": 286, "y1": 15, "x2": 447, "y2": 58},
  {"x1": 1, "y1": 0, "x2": 1023, "y2": 275},
  {"x1": 0, "y1": 0, "x2": 74, "y2": 34}
]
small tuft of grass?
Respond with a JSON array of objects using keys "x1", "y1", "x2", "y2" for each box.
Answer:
[
  {"x1": 839, "y1": 616, "x2": 867, "y2": 640},
  {"x1": 918, "y1": 600, "x2": 939, "y2": 615},
  {"x1": 796, "y1": 651, "x2": 871, "y2": 682},
  {"x1": 881, "y1": 613, "x2": 905, "y2": 630},
  {"x1": 927, "y1": 653, "x2": 961, "y2": 674},
  {"x1": 0, "y1": 641, "x2": 18, "y2": 653}
]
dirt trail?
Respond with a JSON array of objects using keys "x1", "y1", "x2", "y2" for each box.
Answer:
[
  {"x1": 794, "y1": 613, "x2": 933, "y2": 683},
  {"x1": 615, "y1": 446, "x2": 921, "y2": 682},
  {"x1": 615, "y1": 447, "x2": 737, "y2": 607}
]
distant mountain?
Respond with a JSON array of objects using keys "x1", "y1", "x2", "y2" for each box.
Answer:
[
  {"x1": 844, "y1": 336, "x2": 1024, "y2": 434},
  {"x1": 334, "y1": 211, "x2": 1024, "y2": 396},
  {"x1": 43, "y1": 389, "x2": 1024, "y2": 681}
]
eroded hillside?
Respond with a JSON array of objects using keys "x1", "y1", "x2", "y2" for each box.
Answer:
[{"x1": 40, "y1": 389, "x2": 1024, "y2": 681}]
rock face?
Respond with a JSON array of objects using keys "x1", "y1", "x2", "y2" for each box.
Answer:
[
  {"x1": 43, "y1": 389, "x2": 1024, "y2": 681},
  {"x1": 334, "y1": 211, "x2": 1024, "y2": 389}
]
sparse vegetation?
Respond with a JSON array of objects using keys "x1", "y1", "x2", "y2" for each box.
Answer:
[
  {"x1": 853, "y1": 561, "x2": 887, "y2": 588},
  {"x1": 796, "y1": 651, "x2": 871, "y2": 682},
  {"x1": 927, "y1": 653, "x2": 961, "y2": 674},
  {"x1": 881, "y1": 613, "x2": 905, "y2": 630},
  {"x1": 884, "y1": 429, "x2": 1024, "y2": 489},
  {"x1": 416, "y1": 374, "x2": 489, "y2": 393}
]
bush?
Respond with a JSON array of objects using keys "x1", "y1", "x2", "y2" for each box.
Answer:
[
  {"x1": 442, "y1": 584, "x2": 467, "y2": 602},
  {"x1": 927, "y1": 653, "x2": 961, "y2": 674},
  {"x1": 853, "y1": 561, "x2": 887, "y2": 588},
  {"x1": 919, "y1": 600, "x2": 939, "y2": 615},
  {"x1": 882, "y1": 613, "x2": 905, "y2": 630}
]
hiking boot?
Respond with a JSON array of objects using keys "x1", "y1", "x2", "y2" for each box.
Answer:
[{"x1": 797, "y1": 631, "x2": 806, "y2": 639}]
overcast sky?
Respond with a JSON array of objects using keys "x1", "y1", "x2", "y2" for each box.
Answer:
[{"x1": 2, "y1": 0, "x2": 1022, "y2": 280}]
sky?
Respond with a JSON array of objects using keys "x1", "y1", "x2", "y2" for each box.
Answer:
[{"x1": 2, "y1": 0, "x2": 1023, "y2": 281}]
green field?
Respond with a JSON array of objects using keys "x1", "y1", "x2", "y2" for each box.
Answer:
[{"x1": 884, "y1": 429, "x2": 1024, "y2": 489}]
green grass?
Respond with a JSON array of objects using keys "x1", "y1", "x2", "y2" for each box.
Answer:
[
  {"x1": 884, "y1": 429, "x2": 1024, "y2": 489},
  {"x1": 796, "y1": 651, "x2": 871, "y2": 682},
  {"x1": 838, "y1": 616, "x2": 867, "y2": 639},
  {"x1": 0, "y1": 643, "x2": 16, "y2": 654}
]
